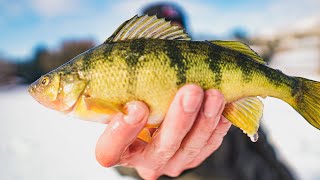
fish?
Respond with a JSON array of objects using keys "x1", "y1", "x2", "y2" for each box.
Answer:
[{"x1": 29, "y1": 15, "x2": 320, "y2": 143}]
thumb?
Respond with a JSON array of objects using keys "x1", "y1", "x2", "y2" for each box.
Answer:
[{"x1": 95, "y1": 101, "x2": 149, "y2": 167}]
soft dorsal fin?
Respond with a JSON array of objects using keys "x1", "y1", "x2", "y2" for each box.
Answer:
[
  {"x1": 222, "y1": 97, "x2": 264, "y2": 142},
  {"x1": 208, "y1": 40, "x2": 266, "y2": 64},
  {"x1": 104, "y1": 15, "x2": 191, "y2": 43}
]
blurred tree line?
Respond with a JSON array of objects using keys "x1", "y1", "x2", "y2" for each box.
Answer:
[{"x1": 0, "y1": 39, "x2": 95, "y2": 86}]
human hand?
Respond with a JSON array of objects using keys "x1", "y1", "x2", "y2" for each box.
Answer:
[{"x1": 95, "y1": 84, "x2": 232, "y2": 180}]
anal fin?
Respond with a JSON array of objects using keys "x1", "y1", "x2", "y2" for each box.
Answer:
[
  {"x1": 222, "y1": 97, "x2": 263, "y2": 142},
  {"x1": 137, "y1": 128, "x2": 152, "y2": 143}
]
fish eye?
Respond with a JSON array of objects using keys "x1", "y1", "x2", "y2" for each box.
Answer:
[{"x1": 40, "y1": 76, "x2": 50, "y2": 86}]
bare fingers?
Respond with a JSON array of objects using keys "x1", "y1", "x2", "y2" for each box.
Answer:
[
  {"x1": 187, "y1": 116, "x2": 232, "y2": 169},
  {"x1": 136, "y1": 84, "x2": 204, "y2": 179},
  {"x1": 95, "y1": 102, "x2": 149, "y2": 167},
  {"x1": 162, "y1": 90, "x2": 226, "y2": 176},
  {"x1": 95, "y1": 85, "x2": 231, "y2": 180}
]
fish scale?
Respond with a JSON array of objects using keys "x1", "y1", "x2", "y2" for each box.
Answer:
[
  {"x1": 65, "y1": 39, "x2": 295, "y2": 128},
  {"x1": 29, "y1": 15, "x2": 320, "y2": 143}
]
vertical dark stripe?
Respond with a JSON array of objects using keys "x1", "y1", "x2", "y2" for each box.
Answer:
[
  {"x1": 127, "y1": 39, "x2": 146, "y2": 67},
  {"x1": 102, "y1": 43, "x2": 115, "y2": 62},
  {"x1": 82, "y1": 48, "x2": 96, "y2": 73},
  {"x1": 207, "y1": 41, "x2": 288, "y2": 87},
  {"x1": 126, "y1": 39, "x2": 146, "y2": 95},
  {"x1": 291, "y1": 78, "x2": 301, "y2": 97},
  {"x1": 236, "y1": 54, "x2": 254, "y2": 83},
  {"x1": 206, "y1": 44, "x2": 222, "y2": 86},
  {"x1": 165, "y1": 41, "x2": 187, "y2": 86},
  {"x1": 256, "y1": 64, "x2": 282, "y2": 87}
]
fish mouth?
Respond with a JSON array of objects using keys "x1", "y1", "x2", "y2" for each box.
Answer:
[
  {"x1": 28, "y1": 80, "x2": 38, "y2": 96},
  {"x1": 28, "y1": 85, "x2": 35, "y2": 96},
  {"x1": 28, "y1": 83, "x2": 44, "y2": 105}
]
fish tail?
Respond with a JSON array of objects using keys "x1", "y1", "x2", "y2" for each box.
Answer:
[{"x1": 289, "y1": 77, "x2": 320, "y2": 129}]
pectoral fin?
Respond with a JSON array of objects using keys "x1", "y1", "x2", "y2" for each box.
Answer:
[
  {"x1": 84, "y1": 97, "x2": 123, "y2": 114},
  {"x1": 137, "y1": 128, "x2": 152, "y2": 143},
  {"x1": 222, "y1": 97, "x2": 263, "y2": 142}
]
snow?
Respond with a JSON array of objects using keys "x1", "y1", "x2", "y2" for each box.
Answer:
[
  {"x1": 263, "y1": 42, "x2": 320, "y2": 180},
  {"x1": 1, "y1": 42, "x2": 320, "y2": 179},
  {"x1": 0, "y1": 87, "x2": 134, "y2": 180}
]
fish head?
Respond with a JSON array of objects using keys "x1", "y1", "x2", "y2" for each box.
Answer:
[
  {"x1": 29, "y1": 71, "x2": 61, "y2": 110},
  {"x1": 29, "y1": 69, "x2": 87, "y2": 113}
]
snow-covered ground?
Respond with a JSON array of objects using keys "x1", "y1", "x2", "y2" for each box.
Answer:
[
  {"x1": 1, "y1": 42, "x2": 320, "y2": 180},
  {"x1": 0, "y1": 87, "x2": 134, "y2": 180}
]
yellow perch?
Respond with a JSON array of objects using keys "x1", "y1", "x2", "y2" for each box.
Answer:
[{"x1": 29, "y1": 15, "x2": 320, "y2": 142}]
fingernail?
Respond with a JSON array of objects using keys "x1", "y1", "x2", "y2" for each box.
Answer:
[
  {"x1": 123, "y1": 103, "x2": 145, "y2": 124},
  {"x1": 182, "y1": 91, "x2": 202, "y2": 113},
  {"x1": 203, "y1": 94, "x2": 222, "y2": 119}
]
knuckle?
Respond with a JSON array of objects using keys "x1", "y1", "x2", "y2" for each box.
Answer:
[
  {"x1": 156, "y1": 150, "x2": 174, "y2": 164},
  {"x1": 205, "y1": 90, "x2": 225, "y2": 107},
  {"x1": 162, "y1": 143, "x2": 179, "y2": 154},
  {"x1": 199, "y1": 123, "x2": 215, "y2": 134},
  {"x1": 151, "y1": 142, "x2": 178, "y2": 165},
  {"x1": 182, "y1": 146, "x2": 201, "y2": 159},
  {"x1": 208, "y1": 136, "x2": 223, "y2": 150},
  {"x1": 206, "y1": 89, "x2": 224, "y2": 99},
  {"x1": 157, "y1": 142, "x2": 179, "y2": 156}
]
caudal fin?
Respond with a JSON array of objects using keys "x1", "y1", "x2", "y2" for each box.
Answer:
[{"x1": 291, "y1": 77, "x2": 320, "y2": 129}]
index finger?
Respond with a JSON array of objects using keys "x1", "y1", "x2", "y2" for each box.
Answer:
[{"x1": 95, "y1": 102, "x2": 149, "y2": 167}]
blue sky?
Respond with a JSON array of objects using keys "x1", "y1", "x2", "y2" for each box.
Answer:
[{"x1": 1, "y1": 0, "x2": 319, "y2": 60}]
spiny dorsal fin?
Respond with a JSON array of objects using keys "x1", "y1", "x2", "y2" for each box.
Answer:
[
  {"x1": 222, "y1": 97, "x2": 264, "y2": 142},
  {"x1": 104, "y1": 15, "x2": 191, "y2": 43},
  {"x1": 208, "y1": 40, "x2": 266, "y2": 65}
]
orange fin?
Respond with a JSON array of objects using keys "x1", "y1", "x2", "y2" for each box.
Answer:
[
  {"x1": 84, "y1": 97, "x2": 123, "y2": 114},
  {"x1": 145, "y1": 123, "x2": 160, "y2": 128},
  {"x1": 222, "y1": 97, "x2": 263, "y2": 142},
  {"x1": 137, "y1": 128, "x2": 152, "y2": 143}
]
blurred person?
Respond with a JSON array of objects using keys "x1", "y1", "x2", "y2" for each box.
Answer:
[{"x1": 96, "y1": 3, "x2": 295, "y2": 180}]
